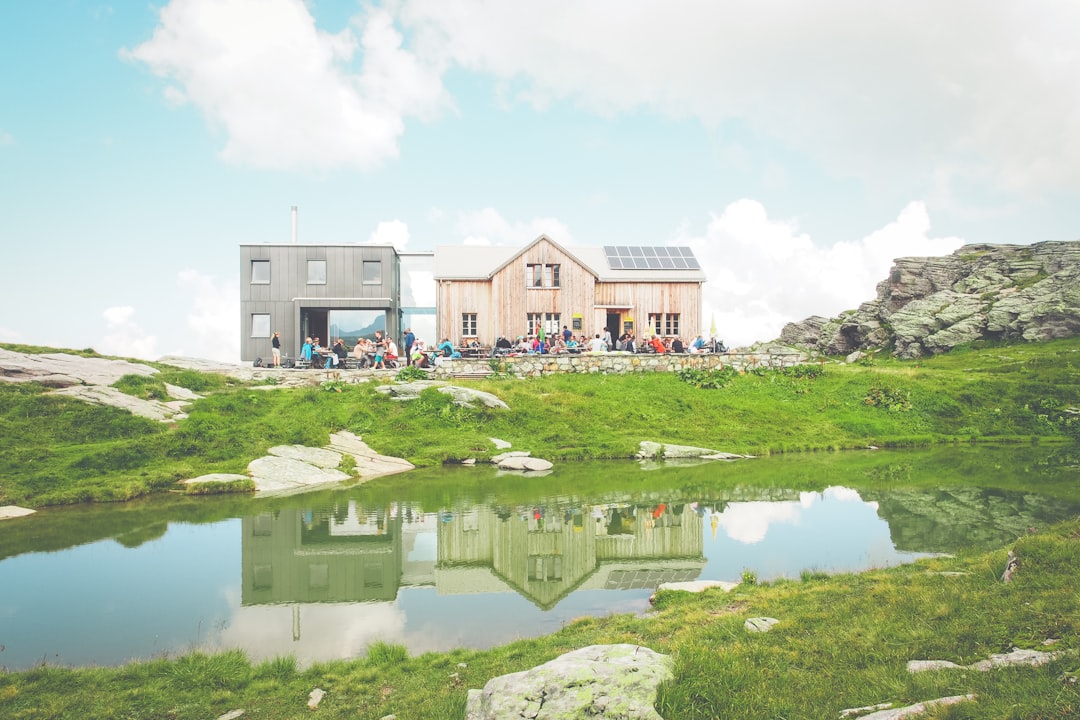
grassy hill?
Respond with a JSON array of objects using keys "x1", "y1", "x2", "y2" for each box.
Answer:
[{"x1": 2, "y1": 338, "x2": 1079, "y2": 507}]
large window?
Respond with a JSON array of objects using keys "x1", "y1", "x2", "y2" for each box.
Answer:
[
  {"x1": 363, "y1": 260, "x2": 382, "y2": 285},
  {"x1": 251, "y1": 260, "x2": 270, "y2": 284},
  {"x1": 527, "y1": 313, "x2": 560, "y2": 337},
  {"x1": 307, "y1": 260, "x2": 326, "y2": 284},
  {"x1": 526, "y1": 263, "x2": 560, "y2": 288},
  {"x1": 251, "y1": 313, "x2": 271, "y2": 338},
  {"x1": 461, "y1": 313, "x2": 477, "y2": 337},
  {"x1": 328, "y1": 310, "x2": 386, "y2": 345},
  {"x1": 665, "y1": 313, "x2": 680, "y2": 337},
  {"x1": 648, "y1": 313, "x2": 680, "y2": 337}
]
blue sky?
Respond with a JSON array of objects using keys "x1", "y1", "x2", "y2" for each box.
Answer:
[{"x1": 2, "y1": 0, "x2": 1078, "y2": 361}]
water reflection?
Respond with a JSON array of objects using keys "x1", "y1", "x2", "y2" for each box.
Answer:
[{"x1": 1, "y1": 446, "x2": 1077, "y2": 670}]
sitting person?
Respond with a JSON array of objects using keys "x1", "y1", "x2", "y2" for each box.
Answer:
[
  {"x1": 649, "y1": 335, "x2": 666, "y2": 353},
  {"x1": 353, "y1": 339, "x2": 372, "y2": 368},
  {"x1": 671, "y1": 337, "x2": 685, "y2": 353},
  {"x1": 690, "y1": 335, "x2": 706, "y2": 353},
  {"x1": 437, "y1": 338, "x2": 455, "y2": 357},
  {"x1": 385, "y1": 339, "x2": 400, "y2": 365},
  {"x1": 411, "y1": 339, "x2": 430, "y2": 367},
  {"x1": 333, "y1": 338, "x2": 348, "y2": 363},
  {"x1": 588, "y1": 334, "x2": 606, "y2": 352},
  {"x1": 493, "y1": 336, "x2": 513, "y2": 355}
]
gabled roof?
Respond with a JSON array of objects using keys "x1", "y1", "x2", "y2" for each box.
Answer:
[{"x1": 434, "y1": 235, "x2": 706, "y2": 282}]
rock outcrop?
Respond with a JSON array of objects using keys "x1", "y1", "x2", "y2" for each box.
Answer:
[
  {"x1": 779, "y1": 240, "x2": 1080, "y2": 358},
  {"x1": 464, "y1": 644, "x2": 673, "y2": 720}
]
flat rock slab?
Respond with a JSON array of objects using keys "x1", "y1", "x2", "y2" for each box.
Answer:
[
  {"x1": 908, "y1": 646, "x2": 1073, "y2": 673},
  {"x1": 376, "y1": 381, "x2": 509, "y2": 409},
  {"x1": 497, "y1": 456, "x2": 554, "y2": 472},
  {"x1": 327, "y1": 431, "x2": 415, "y2": 479},
  {"x1": 183, "y1": 473, "x2": 249, "y2": 486},
  {"x1": 49, "y1": 385, "x2": 189, "y2": 422},
  {"x1": 637, "y1": 440, "x2": 751, "y2": 461},
  {"x1": 0, "y1": 505, "x2": 36, "y2": 520},
  {"x1": 0, "y1": 349, "x2": 157, "y2": 387},
  {"x1": 858, "y1": 694, "x2": 975, "y2": 719},
  {"x1": 248, "y1": 456, "x2": 351, "y2": 497},
  {"x1": 268, "y1": 444, "x2": 343, "y2": 468},
  {"x1": 657, "y1": 580, "x2": 738, "y2": 594},
  {"x1": 465, "y1": 644, "x2": 673, "y2": 720}
]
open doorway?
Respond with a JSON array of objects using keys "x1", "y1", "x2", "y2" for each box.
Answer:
[{"x1": 605, "y1": 312, "x2": 621, "y2": 343}]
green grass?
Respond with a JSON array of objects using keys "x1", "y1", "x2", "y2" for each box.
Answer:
[
  {"x1": 3, "y1": 338, "x2": 1080, "y2": 507},
  {"x1": 2, "y1": 339, "x2": 1079, "y2": 718},
  {"x1": 2, "y1": 519, "x2": 1076, "y2": 719}
]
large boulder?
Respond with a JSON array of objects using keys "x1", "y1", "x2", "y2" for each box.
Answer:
[{"x1": 464, "y1": 644, "x2": 673, "y2": 720}]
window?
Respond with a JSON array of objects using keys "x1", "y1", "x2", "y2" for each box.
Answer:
[
  {"x1": 328, "y1": 310, "x2": 386, "y2": 346},
  {"x1": 461, "y1": 313, "x2": 477, "y2": 337},
  {"x1": 526, "y1": 263, "x2": 560, "y2": 288},
  {"x1": 527, "y1": 313, "x2": 543, "y2": 337},
  {"x1": 648, "y1": 313, "x2": 680, "y2": 336},
  {"x1": 665, "y1": 313, "x2": 680, "y2": 336},
  {"x1": 307, "y1": 260, "x2": 326, "y2": 284},
  {"x1": 528, "y1": 555, "x2": 563, "y2": 582},
  {"x1": 251, "y1": 260, "x2": 270, "y2": 284},
  {"x1": 526, "y1": 313, "x2": 560, "y2": 337},
  {"x1": 543, "y1": 313, "x2": 560, "y2": 336},
  {"x1": 363, "y1": 260, "x2": 382, "y2": 285},
  {"x1": 251, "y1": 313, "x2": 271, "y2": 338}
]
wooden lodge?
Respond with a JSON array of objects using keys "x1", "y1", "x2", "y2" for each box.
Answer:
[{"x1": 433, "y1": 235, "x2": 705, "y2": 345}]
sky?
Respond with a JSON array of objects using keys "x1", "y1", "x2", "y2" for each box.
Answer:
[{"x1": 2, "y1": 0, "x2": 1078, "y2": 362}]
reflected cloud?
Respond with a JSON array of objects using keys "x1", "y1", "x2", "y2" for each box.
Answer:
[{"x1": 212, "y1": 601, "x2": 406, "y2": 666}]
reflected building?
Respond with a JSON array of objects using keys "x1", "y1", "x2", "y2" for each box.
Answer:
[
  {"x1": 241, "y1": 499, "x2": 705, "y2": 610},
  {"x1": 242, "y1": 503, "x2": 404, "y2": 604},
  {"x1": 435, "y1": 502, "x2": 705, "y2": 609}
]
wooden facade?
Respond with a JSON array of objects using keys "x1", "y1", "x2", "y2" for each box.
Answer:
[{"x1": 434, "y1": 235, "x2": 704, "y2": 345}]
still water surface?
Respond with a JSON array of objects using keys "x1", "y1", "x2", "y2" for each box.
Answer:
[{"x1": 1, "y1": 446, "x2": 1076, "y2": 670}]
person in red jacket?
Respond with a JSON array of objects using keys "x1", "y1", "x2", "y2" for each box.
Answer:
[{"x1": 649, "y1": 335, "x2": 666, "y2": 353}]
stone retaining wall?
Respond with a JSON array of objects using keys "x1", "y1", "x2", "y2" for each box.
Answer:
[{"x1": 431, "y1": 351, "x2": 806, "y2": 379}]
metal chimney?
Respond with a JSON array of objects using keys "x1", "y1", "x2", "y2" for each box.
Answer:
[{"x1": 291, "y1": 206, "x2": 298, "y2": 243}]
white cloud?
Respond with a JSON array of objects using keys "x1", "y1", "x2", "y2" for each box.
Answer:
[
  {"x1": 680, "y1": 199, "x2": 964, "y2": 346},
  {"x1": 455, "y1": 207, "x2": 573, "y2": 247},
  {"x1": 124, "y1": 0, "x2": 451, "y2": 172},
  {"x1": 177, "y1": 270, "x2": 240, "y2": 362},
  {"x1": 0, "y1": 326, "x2": 24, "y2": 343},
  {"x1": 97, "y1": 306, "x2": 160, "y2": 360},
  {"x1": 369, "y1": 219, "x2": 410, "y2": 250},
  {"x1": 400, "y1": 0, "x2": 1080, "y2": 196}
]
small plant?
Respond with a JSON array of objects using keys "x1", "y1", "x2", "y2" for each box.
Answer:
[
  {"x1": 321, "y1": 380, "x2": 346, "y2": 393},
  {"x1": 740, "y1": 569, "x2": 758, "y2": 586},
  {"x1": 395, "y1": 365, "x2": 428, "y2": 381},
  {"x1": 864, "y1": 385, "x2": 912, "y2": 412}
]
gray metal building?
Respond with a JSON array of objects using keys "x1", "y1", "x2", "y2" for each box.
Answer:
[{"x1": 239, "y1": 242, "x2": 434, "y2": 363}]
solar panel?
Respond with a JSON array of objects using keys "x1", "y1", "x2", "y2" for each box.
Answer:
[{"x1": 602, "y1": 245, "x2": 701, "y2": 270}]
